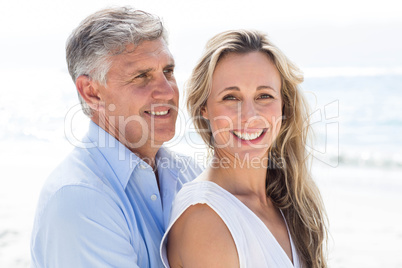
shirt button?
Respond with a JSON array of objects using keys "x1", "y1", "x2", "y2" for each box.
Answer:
[
  {"x1": 139, "y1": 164, "x2": 147, "y2": 169},
  {"x1": 151, "y1": 194, "x2": 157, "y2": 201}
]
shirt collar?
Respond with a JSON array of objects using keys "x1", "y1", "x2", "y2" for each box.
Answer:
[
  {"x1": 86, "y1": 120, "x2": 140, "y2": 189},
  {"x1": 85, "y1": 121, "x2": 179, "y2": 189},
  {"x1": 155, "y1": 146, "x2": 182, "y2": 178}
]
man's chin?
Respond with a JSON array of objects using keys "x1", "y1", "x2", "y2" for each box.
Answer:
[{"x1": 151, "y1": 130, "x2": 175, "y2": 146}]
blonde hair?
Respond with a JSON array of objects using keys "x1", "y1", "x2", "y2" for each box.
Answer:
[{"x1": 186, "y1": 29, "x2": 328, "y2": 268}]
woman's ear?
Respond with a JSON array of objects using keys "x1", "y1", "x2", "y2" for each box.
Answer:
[
  {"x1": 75, "y1": 75, "x2": 103, "y2": 111},
  {"x1": 201, "y1": 106, "x2": 209, "y2": 120}
]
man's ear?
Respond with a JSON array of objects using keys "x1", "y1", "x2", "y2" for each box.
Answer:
[
  {"x1": 75, "y1": 75, "x2": 103, "y2": 111},
  {"x1": 201, "y1": 106, "x2": 209, "y2": 120}
]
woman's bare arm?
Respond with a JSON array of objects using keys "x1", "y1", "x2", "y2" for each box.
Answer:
[{"x1": 167, "y1": 204, "x2": 239, "y2": 268}]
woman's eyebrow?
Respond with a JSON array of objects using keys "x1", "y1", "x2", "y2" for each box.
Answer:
[
  {"x1": 218, "y1": 85, "x2": 277, "y2": 94},
  {"x1": 257, "y1": 85, "x2": 277, "y2": 92}
]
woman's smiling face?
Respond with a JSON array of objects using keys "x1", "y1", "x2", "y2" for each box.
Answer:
[{"x1": 202, "y1": 51, "x2": 283, "y2": 160}]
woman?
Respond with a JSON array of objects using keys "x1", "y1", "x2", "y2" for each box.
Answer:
[{"x1": 160, "y1": 30, "x2": 328, "y2": 268}]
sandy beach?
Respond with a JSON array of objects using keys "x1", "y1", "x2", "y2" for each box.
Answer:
[{"x1": 314, "y1": 163, "x2": 402, "y2": 267}]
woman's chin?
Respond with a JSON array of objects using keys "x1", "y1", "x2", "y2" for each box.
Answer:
[{"x1": 225, "y1": 149, "x2": 269, "y2": 168}]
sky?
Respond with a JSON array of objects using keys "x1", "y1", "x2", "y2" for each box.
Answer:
[{"x1": 0, "y1": 0, "x2": 401, "y2": 76}]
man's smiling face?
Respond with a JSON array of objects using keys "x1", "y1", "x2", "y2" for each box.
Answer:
[{"x1": 94, "y1": 38, "x2": 179, "y2": 151}]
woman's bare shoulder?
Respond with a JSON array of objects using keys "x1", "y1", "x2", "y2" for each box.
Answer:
[{"x1": 167, "y1": 203, "x2": 239, "y2": 268}]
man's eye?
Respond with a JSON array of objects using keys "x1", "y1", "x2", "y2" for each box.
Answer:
[
  {"x1": 164, "y1": 68, "x2": 174, "y2": 78},
  {"x1": 135, "y1": 73, "x2": 148, "y2": 79}
]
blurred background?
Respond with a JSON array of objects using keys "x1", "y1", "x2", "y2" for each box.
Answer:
[{"x1": 1, "y1": 0, "x2": 401, "y2": 267}]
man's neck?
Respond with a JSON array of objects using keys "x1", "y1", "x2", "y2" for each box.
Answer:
[
  {"x1": 132, "y1": 148, "x2": 158, "y2": 169},
  {"x1": 90, "y1": 117, "x2": 161, "y2": 169}
]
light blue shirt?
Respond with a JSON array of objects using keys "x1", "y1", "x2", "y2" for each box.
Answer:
[{"x1": 30, "y1": 121, "x2": 202, "y2": 267}]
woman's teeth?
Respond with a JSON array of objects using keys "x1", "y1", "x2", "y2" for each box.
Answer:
[{"x1": 232, "y1": 130, "x2": 264, "y2": 141}]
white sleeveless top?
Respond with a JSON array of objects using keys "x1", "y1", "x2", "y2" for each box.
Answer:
[{"x1": 160, "y1": 181, "x2": 301, "y2": 268}]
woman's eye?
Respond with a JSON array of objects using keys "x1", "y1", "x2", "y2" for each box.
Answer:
[
  {"x1": 223, "y1": 95, "x2": 237, "y2": 101},
  {"x1": 258, "y1": 94, "x2": 273, "y2": 99}
]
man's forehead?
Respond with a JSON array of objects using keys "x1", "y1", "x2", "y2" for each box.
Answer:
[
  {"x1": 117, "y1": 40, "x2": 174, "y2": 68},
  {"x1": 124, "y1": 39, "x2": 171, "y2": 57}
]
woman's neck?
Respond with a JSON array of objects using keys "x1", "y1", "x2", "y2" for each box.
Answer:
[{"x1": 202, "y1": 151, "x2": 269, "y2": 204}]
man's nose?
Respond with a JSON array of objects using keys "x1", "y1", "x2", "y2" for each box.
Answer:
[{"x1": 152, "y1": 74, "x2": 176, "y2": 100}]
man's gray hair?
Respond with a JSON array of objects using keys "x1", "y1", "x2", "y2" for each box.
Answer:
[{"x1": 66, "y1": 6, "x2": 168, "y2": 116}]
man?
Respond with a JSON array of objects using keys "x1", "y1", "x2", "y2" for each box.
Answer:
[{"x1": 30, "y1": 7, "x2": 202, "y2": 267}]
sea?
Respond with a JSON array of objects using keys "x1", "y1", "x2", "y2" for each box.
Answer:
[{"x1": 2, "y1": 67, "x2": 401, "y2": 168}]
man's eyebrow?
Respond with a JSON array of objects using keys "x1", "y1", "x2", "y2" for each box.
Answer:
[
  {"x1": 129, "y1": 67, "x2": 153, "y2": 76},
  {"x1": 164, "y1": 63, "x2": 175, "y2": 70},
  {"x1": 128, "y1": 63, "x2": 175, "y2": 76}
]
